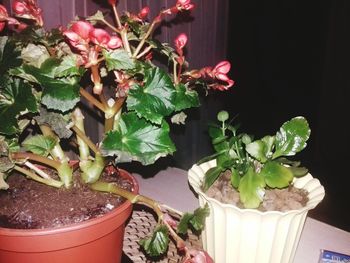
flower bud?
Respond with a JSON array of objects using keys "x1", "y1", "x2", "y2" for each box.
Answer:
[
  {"x1": 108, "y1": 0, "x2": 117, "y2": 6},
  {"x1": 175, "y1": 33, "x2": 188, "y2": 50},
  {"x1": 138, "y1": 6, "x2": 150, "y2": 19},
  {"x1": 217, "y1": 111, "x2": 229, "y2": 122}
]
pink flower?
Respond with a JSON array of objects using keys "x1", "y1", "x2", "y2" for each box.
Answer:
[
  {"x1": 63, "y1": 21, "x2": 94, "y2": 52},
  {"x1": 138, "y1": 6, "x2": 150, "y2": 20},
  {"x1": 0, "y1": 5, "x2": 9, "y2": 31},
  {"x1": 12, "y1": 0, "x2": 43, "y2": 26},
  {"x1": 90, "y1": 28, "x2": 122, "y2": 49},
  {"x1": 200, "y1": 61, "x2": 234, "y2": 90},
  {"x1": 183, "y1": 249, "x2": 213, "y2": 263},
  {"x1": 176, "y1": 0, "x2": 195, "y2": 11},
  {"x1": 175, "y1": 33, "x2": 188, "y2": 51}
]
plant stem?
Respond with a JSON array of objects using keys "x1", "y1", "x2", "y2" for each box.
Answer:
[
  {"x1": 101, "y1": 18, "x2": 119, "y2": 33},
  {"x1": 136, "y1": 45, "x2": 153, "y2": 59},
  {"x1": 133, "y1": 20, "x2": 157, "y2": 58},
  {"x1": 14, "y1": 165, "x2": 63, "y2": 188},
  {"x1": 11, "y1": 152, "x2": 61, "y2": 170},
  {"x1": 104, "y1": 97, "x2": 126, "y2": 133},
  {"x1": 80, "y1": 88, "x2": 106, "y2": 112},
  {"x1": 173, "y1": 59, "x2": 178, "y2": 84},
  {"x1": 39, "y1": 125, "x2": 68, "y2": 162},
  {"x1": 24, "y1": 161, "x2": 53, "y2": 179},
  {"x1": 112, "y1": 4, "x2": 122, "y2": 29},
  {"x1": 71, "y1": 125, "x2": 99, "y2": 155}
]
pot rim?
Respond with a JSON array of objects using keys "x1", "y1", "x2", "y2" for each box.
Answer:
[
  {"x1": 0, "y1": 168, "x2": 139, "y2": 236},
  {"x1": 188, "y1": 160, "x2": 325, "y2": 216}
]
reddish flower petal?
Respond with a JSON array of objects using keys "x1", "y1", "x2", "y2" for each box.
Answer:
[
  {"x1": 0, "y1": 4, "x2": 9, "y2": 17},
  {"x1": 90, "y1": 28, "x2": 111, "y2": 47},
  {"x1": 0, "y1": 22, "x2": 5, "y2": 32},
  {"x1": 213, "y1": 60, "x2": 231, "y2": 74},
  {"x1": 178, "y1": 0, "x2": 191, "y2": 5},
  {"x1": 138, "y1": 6, "x2": 150, "y2": 19},
  {"x1": 71, "y1": 21, "x2": 94, "y2": 40},
  {"x1": 175, "y1": 33, "x2": 188, "y2": 50},
  {"x1": 182, "y1": 3, "x2": 195, "y2": 10},
  {"x1": 108, "y1": 0, "x2": 117, "y2": 6},
  {"x1": 107, "y1": 36, "x2": 122, "y2": 49},
  {"x1": 12, "y1": 1, "x2": 28, "y2": 15}
]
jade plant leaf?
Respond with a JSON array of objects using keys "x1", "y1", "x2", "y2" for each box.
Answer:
[
  {"x1": 260, "y1": 161, "x2": 293, "y2": 188},
  {"x1": 139, "y1": 225, "x2": 169, "y2": 257},
  {"x1": 101, "y1": 112, "x2": 176, "y2": 165},
  {"x1": 127, "y1": 67, "x2": 176, "y2": 124},
  {"x1": 21, "y1": 60, "x2": 80, "y2": 112},
  {"x1": 273, "y1": 117, "x2": 310, "y2": 159},
  {"x1": 238, "y1": 167, "x2": 266, "y2": 209},
  {"x1": 0, "y1": 77, "x2": 38, "y2": 135},
  {"x1": 246, "y1": 135, "x2": 275, "y2": 163},
  {"x1": 103, "y1": 49, "x2": 135, "y2": 71},
  {"x1": 203, "y1": 166, "x2": 223, "y2": 191},
  {"x1": 22, "y1": 135, "x2": 57, "y2": 157},
  {"x1": 177, "y1": 203, "x2": 210, "y2": 234},
  {"x1": 174, "y1": 83, "x2": 200, "y2": 111},
  {"x1": 0, "y1": 36, "x2": 22, "y2": 74}
]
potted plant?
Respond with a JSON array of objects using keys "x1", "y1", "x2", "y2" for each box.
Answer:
[
  {"x1": 188, "y1": 111, "x2": 325, "y2": 263},
  {"x1": 0, "y1": 1, "x2": 233, "y2": 262}
]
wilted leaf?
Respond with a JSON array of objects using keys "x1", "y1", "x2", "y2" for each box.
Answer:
[
  {"x1": 22, "y1": 135, "x2": 57, "y2": 157},
  {"x1": 0, "y1": 172, "x2": 9, "y2": 190},
  {"x1": 101, "y1": 112, "x2": 176, "y2": 165},
  {"x1": 171, "y1": 111, "x2": 187, "y2": 125},
  {"x1": 139, "y1": 225, "x2": 169, "y2": 257},
  {"x1": 21, "y1": 43, "x2": 50, "y2": 68}
]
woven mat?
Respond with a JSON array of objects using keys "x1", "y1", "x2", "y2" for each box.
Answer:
[{"x1": 123, "y1": 205, "x2": 202, "y2": 262}]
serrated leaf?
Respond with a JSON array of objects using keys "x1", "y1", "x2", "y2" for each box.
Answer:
[
  {"x1": 177, "y1": 203, "x2": 210, "y2": 234},
  {"x1": 22, "y1": 62, "x2": 80, "y2": 112},
  {"x1": 22, "y1": 135, "x2": 57, "y2": 157},
  {"x1": 103, "y1": 49, "x2": 135, "y2": 71},
  {"x1": 139, "y1": 225, "x2": 169, "y2": 257},
  {"x1": 238, "y1": 167, "x2": 266, "y2": 208},
  {"x1": 246, "y1": 135, "x2": 275, "y2": 163},
  {"x1": 55, "y1": 55, "x2": 85, "y2": 77},
  {"x1": 273, "y1": 117, "x2": 310, "y2": 159},
  {"x1": 21, "y1": 43, "x2": 50, "y2": 68},
  {"x1": 101, "y1": 112, "x2": 176, "y2": 165},
  {"x1": 86, "y1": 10, "x2": 105, "y2": 22},
  {"x1": 174, "y1": 83, "x2": 200, "y2": 111},
  {"x1": 127, "y1": 67, "x2": 176, "y2": 124},
  {"x1": 0, "y1": 36, "x2": 22, "y2": 74},
  {"x1": 0, "y1": 77, "x2": 38, "y2": 135},
  {"x1": 260, "y1": 161, "x2": 293, "y2": 188}
]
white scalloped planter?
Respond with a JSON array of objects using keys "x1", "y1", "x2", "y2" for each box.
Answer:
[{"x1": 188, "y1": 160, "x2": 325, "y2": 263}]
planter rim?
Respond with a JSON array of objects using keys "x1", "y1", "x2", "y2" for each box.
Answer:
[
  {"x1": 188, "y1": 160, "x2": 325, "y2": 216},
  {"x1": 0, "y1": 168, "x2": 139, "y2": 236}
]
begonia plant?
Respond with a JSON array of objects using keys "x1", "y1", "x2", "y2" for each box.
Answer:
[{"x1": 0, "y1": 0, "x2": 233, "y2": 261}]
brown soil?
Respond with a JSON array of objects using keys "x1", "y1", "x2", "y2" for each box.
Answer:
[
  {"x1": 0, "y1": 166, "x2": 133, "y2": 229},
  {"x1": 206, "y1": 170, "x2": 308, "y2": 212}
]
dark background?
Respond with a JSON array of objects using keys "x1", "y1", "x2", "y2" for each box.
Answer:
[{"x1": 2, "y1": 0, "x2": 349, "y2": 231}]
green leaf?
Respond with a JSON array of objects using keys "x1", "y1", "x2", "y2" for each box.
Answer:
[
  {"x1": 177, "y1": 203, "x2": 210, "y2": 234},
  {"x1": 260, "y1": 161, "x2": 293, "y2": 188},
  {"x1": 55, "y1": 55, "x2": 85, "y2": 77},
  {"x1": 0, "y1": 77, "x2": 38, "y2": 135},
  {"x1": 174, "y1": 83, "x2": 200, "y2": 111},
  {"x1": 203, "y1": 166, "x2": 223, "y2": 191},
  {"x1": 273, "y1": 117, "x2": 310, "y2": 159},
  {"x1": 22, "y1": 62, "x2": 80, "y2": 112},
  {"x1": 246, "y1": 135, "x2": 275, "y2": 163},
  {"x1": 86, "y1": 10, "x2": 105, "y2": 22},
  {"x1": 101, "y1": 112, "x2": 176, "y2": 165},
  {"x1": 289, "y1": 166, "x2": 308, "y2": 177},
  {"x1": 127, "y1": 67, "x2": 176, "y2": 124},
  {"x1": 139, "y1": 225, "x2": 169, "y2": 257},
  {"x1": 103, "y1": 49, "x2": 136, "y2": 71},
  {"x1": 22, "y1": 135, "x2": 57, "y2": 157},
  {"x1": 0, "y1": 36, "x2": 22, "y2": 74},
  {"x1": 231, "y1": 168, "x2": 240, "y2": 188},
  {"x1": 238, "y1": 167, "x2": 266, "y2": 208}
]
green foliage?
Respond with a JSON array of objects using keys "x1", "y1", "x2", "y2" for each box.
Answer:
[
  {"x1": 22, "y1": 135, "x2": 57, "y2": 157},
  {"x1": 103, "y1": 49, "x2": 136, "y2": 71},
  {"x1": 139, "y1": 225, "x2": 169, "y2": 257},
  {"x1": 177, "y1": 203, "x2": 210, "y2": 234},
  {"x1": 200, "y1": 112, "x2": 311, "y2": 208}
]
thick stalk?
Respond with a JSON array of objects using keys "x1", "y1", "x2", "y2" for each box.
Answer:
[
  {"x1": 133, "y1": 21, "x2": 157, "y2": 58},
  {"x1": 11, "y1": 152, "x2": 61, "y2": 170},
  {"x1": 104, "y1": 97, "x2": 126, "y2": 133},
  {"x1": 80, "y1": 153, "x2": 105, "y2": 184},
  {"x1": 91, "y1": 65, "x2": 103, "y2": 95},
  {"x1": 80, "y1": 88, "x2": 106, "y2": 112},
  {"x1": 14, "y1": 165, "x2": 63, "y2": 188},
  {"x1": 72, "y1": 108, "x2": 93, "y2": 159}
]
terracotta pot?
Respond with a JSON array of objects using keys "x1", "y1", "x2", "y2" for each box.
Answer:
[
  {"x1": 0, "y1": 168, "x2": 138, "y2": 263},
  {"x1": 188, "y1": 160, "x2": 325, "y2": 263}
]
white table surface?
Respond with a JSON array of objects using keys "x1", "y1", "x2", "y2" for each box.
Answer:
[{"x1": 133, "y1": 167, "x2": 350, "y2": 263}]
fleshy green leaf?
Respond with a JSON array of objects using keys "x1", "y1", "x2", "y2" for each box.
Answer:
[
  {"x1": 103, "y1": 49, "x2": 136, "y2": 71},
  {"x1": 0, "y1": 36, "x2": 22, "y2": 74},
  {"x1": 22, "y1": 135, "x2": 57, "y2": 157},
  {"x1": 139, "y1": 225, "x2": 169, "y2": 257},
  {"x1": 0, "y1": 77, "x2": 38, "y2": 135},
  {"x1": 246, "y1": 135, "x2": 275, "y2": 163},
  {"x1": 231, "y1": 168, "x2": 240, "y2": 188},
  {"x1": 238, "y1": 167, "x2": 266, "y2": 208},
  {"x1": 101, "y1": 112, "x2": 176, "y2": 165},
  {"x1": 260, "y1": 161, "x2": 294, "y2": 188},
  {"x1": 22, "y1": 61, "x2": 80, "y2": 112},
  {"x1": 127, "y1": 67, "x2": 176, "y2": 124},
  {"x1": 174, "y1": 83, "x2": 200, "y2": 111},
  {"x1": 203, "y1": 166, "x2": 223, "y2": 191},
  {"x1": 273, "y1": 117, "x2": 310, "y2": 159},
  {"x1": 289, "y1": 166, "x2": 308, "y2": 177},
  {"x1": 177, "y1": 203, "x2": 210, "y2": 234}
]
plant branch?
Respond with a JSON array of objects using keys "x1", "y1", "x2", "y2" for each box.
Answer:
[
  {"x1": 112, "y1": 4, "x2": 122, "y2": 29},
  {"x1": 11, "y1": 152, "x2": 61, "y2": 170},
  {"x1": 100, "y1": 18, "x2": 120, "y2": 33},
  {"x1": 39, "y1": 125, "x2": 68, "y2": 162},
  {"x1": 133, "y1": 20, "x2": 158, "y2": 58},
  {"x1": 13, "y1": 165, "x2": 63, "y2": 188},
  {"x1": 71, "y1": 125, "x2": 99, "y2": 155},
  {"x1": 24, "y1": 161, "x2": 53, "y2": 179},
  {"x1": 80, "y1": 88, "x2": 106, "y2": 112}
]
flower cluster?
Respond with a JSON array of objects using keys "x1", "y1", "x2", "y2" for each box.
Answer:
[{"x1": 0, "y1": 0, "x2": 233, "y2": 262}]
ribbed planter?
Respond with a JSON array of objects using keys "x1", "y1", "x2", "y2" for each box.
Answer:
[
  {"x1": 188, "y1": 160, "x2": 325, "y2": 263},
  {"x1": 0, "y1": 168, "x2": 138, "y2": 263}
]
